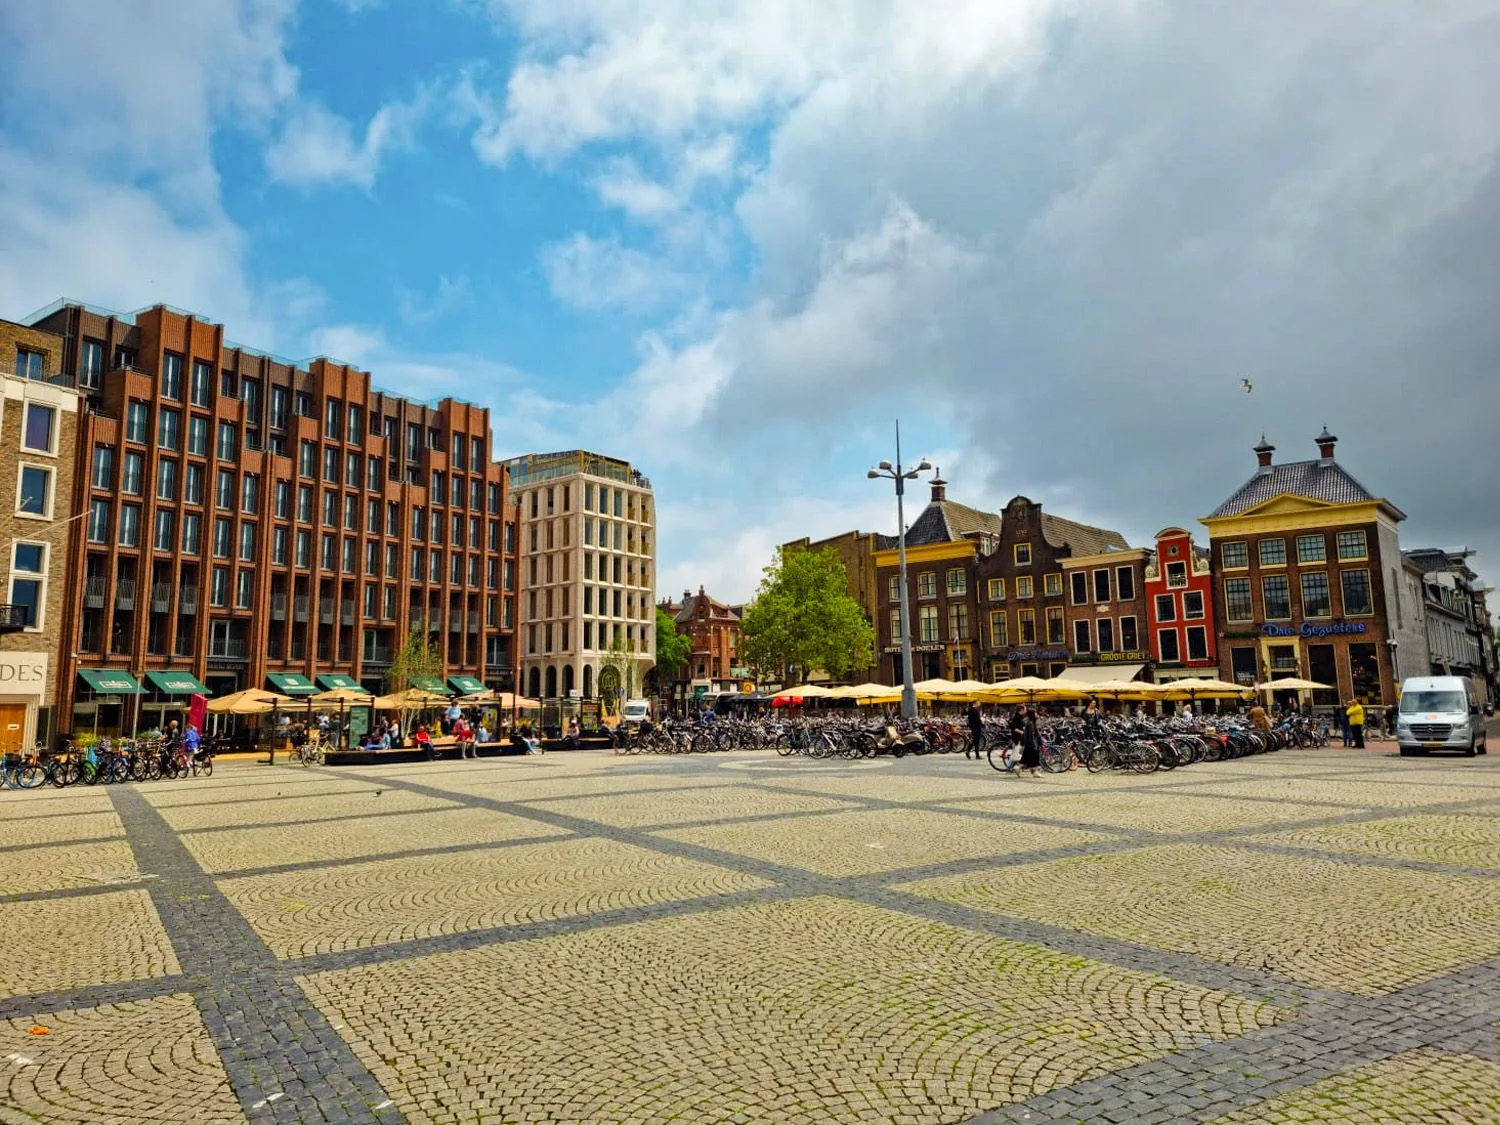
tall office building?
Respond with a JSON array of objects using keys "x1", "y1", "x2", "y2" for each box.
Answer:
[
  {"x1": 25, "y1": 300, "x2": 519, "y2": 735},
  {"x1": 501, "y1": 451, "x2": 656, "y2": 703}
]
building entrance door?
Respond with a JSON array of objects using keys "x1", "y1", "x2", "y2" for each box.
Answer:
[{"x1": 0, "y1": 702, "x2": 28, "y2": 753}]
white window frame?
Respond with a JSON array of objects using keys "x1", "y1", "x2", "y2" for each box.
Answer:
[
  {"x1": 15, "y1": 462, "x2": 54, "y2": 520},
  {"x1": 20, "y1": 402, "x2": 58, "y2": 456},
  {"x1": 8, "y1": 539, "x2": 49, "y2": 632}
]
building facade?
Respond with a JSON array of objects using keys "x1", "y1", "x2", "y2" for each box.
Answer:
[
  {"x1": 1404, "y1": 548, "x2": 1491, "y2": 703},
  {"x1": 1202, "y1": 431, "x2": 1404, "y2": 705},
  {"x1": 0, "y1": 319, "x2": 80, "y2": 749},
  {"x1": 1144, "y1": 527, "x2": 1217, "y2": 681},
  {"x1": 1061, "y1": 546, "x2": 1153, "y2": 682},
  {"x1": 501, "y1": 450, "x2": 656, "y2": 705},
  {"x1": 667, "y1": 586, "x2": 744, "y2": 699},
  {"x1": 28, "y1": 300, "x2": 518, "y2": 736}
]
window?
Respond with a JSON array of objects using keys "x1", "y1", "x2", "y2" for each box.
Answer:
[
  {"x1": 1262, "y1": 575, "x2": 1292, "y2": 620},
  {"x1": 343, "y1": 537, "x2": 356, "y2": 573},
  {"x1": 431, "y1": 471, "x2": 447, "y2": 506},
  {"x1": 81, "y1": 340, "x2": 104, "y2": 389},
  {"x1": 410, "y1": 548, "x2": 425, "y2": 581},
  {"x1": 187, "y1": 415, "x2": 208, "y2": 455},
  {"x1": 1093, "y1": 569, "x2": 1111, "y2": 603},
  {"x1": 213, "y1": 517, "x2": 232, "y2": 559},
  {"x1": 184, "y1": 464, "x2": 204, "y2": 506},
  {"x1": 270, "y1": 386, "x2": 289, "y2": 430},
  {"x1": 1337, "y1": 530, "x2": 1369, "y2": 561},
  {"x1": 90, "y1": 445, "x2": 114, "y2": 489},
  {"x1": 190, "y1": 360, "x2": 212, "y2": 407},
  {"x1": 18, "y1": 465, "x2": 51, "y2": 516},
  {"x1": 385, "y1": 586, "x2": 397, "y2": 620},
  {"x1": 385, "y1": 544, "x2": 397, "y2": 578},
  {"x1": 948, "y1": 603, "x2": 969, "y2": 641},
  {"x1": 1158, "y1": 629, "x2": 1180, "y2": 663},
  {"x1": 241, "y1": 474, "x2": 259, "y2": 514},
  {"x1": 918, "y1": 605, "x2": 940, "y2": 643},
  {"x1": 1155, "y1": 593, "x2": 1177, "y2": 622},
  {"x1": 210, "y1": 567, "x2": 229, "y2": 608},
  {"x1": 9, "y1": 543, "x2": 46, "y2": 628},
  {"x1": 272, "y1": 527, "x2": 288, "y2": 565},
  {"x1": 216, "y1": 469, "x2": 235, "y2": 510},
  {"x1": 324, "y1": 398, "x2": 342, "y2": 440},
  {"x1": 1165, "y1": 561, "x2": 1188, "y2": 588},
  {"x1": 158, "y1": 408, "x2": 181, "y2": 451},
  {"x1": 322, "y1": 446, "x2": 340, "y2": 483},
  {"x1": 1116, "y1": 567, "x2": 1135, "y2": 601},
  {"x1": 156, "y1": 459, "x2": 178, "y2": 501},
  {"x1": 160, "y1": 352, "x2": 183, "y2": 399},
  {"x1": 946, "y1": 568, "x2": 967, "y2": 596},
  {"x1": 215, "y1": 421, "x2": 236, "y2": 460},
  {"x1": 295, "y1": 530, "x2": 310, "y2": 567},
  {"x1": 321, "y1": 491, "x2": 336, "y2": 527},
  {"x1": 1070, "y1": 572, "x2": 1088, "y2": 605},
  {"x1": 239, "y1": 523, "x2": 256, "y2": 561},
  {"x1": 1186, "y1": 626, "x2": 1209, "y2": 662},
  {"x1": 1301, "y1": 572, "x2": 1332, "y2": 618},
  {"x1": 15, "y1": 348, "x2": 46, "y2": 380},
  {"x1": 88, "y1": 500, "x2": 110, "y2": 543},
  {"x1": 1120, "y1": 615, "x2": 1139, "y2": 651},
  {"x1": 451, "y1": 432, "x2": 466, "y2": 468},
  {"x1": 299, "y1": 440, "x2": 316, "y2": 478},
  {"x1": 1014, "y1": 543, "x2": 1032, "y2": 566},
  {"x1": 1224, "y1": 577, "x2": 1253, "y2": 622},
  {"x1": 344, "y1": 494, "x2": 357, "y2": 530},
  {"x1": 1017, "y1": 609, "x2": 1036, "y2": 645},
  {"x1": 1259, "y1": 538, "x2": 1287, "y2": 566},
  {"x1": 153, "y1": 510, "x2": 174, "y2": 551},
  {"x1": 1044, "y1": 573, "x2": 1063, "y2": 597},
  {"x1": 347, "y1": 404, "x2": 363, "y2": 443},
  {"x1": 121, "y1": 451, "x2": 144, "y2": 495},
  {"x1": 126, "y1": 402, "x2": 149, "y2": 443},
  {"x1": 1184, "y1": 591, "x2": 1205, "y2": 619},
  {"x1": 219, "y1": 368, "x2": 238, "y2": 398},
  {"x1": 345, "y1": 452, "x2": 361, "y2": 489},
  {"x1": 367, "y1": 457, "x2": 382, "y2": 491},
  {"x1": 274, "y1": 481, "x2": 290, "y2": 519},
  {"x1": 1221, "y1": 541, "x2": 1248, "y2": 569},
  {"x1": 119, "y1": 504, "x2": 141, "y2": 547},
  {"x1": 1341, "y1": 569, "x2": 1374, "y2": 615},
  {"x1": 988, "y1": 578, "x2": 1005, "y2": 601},
  {"x1": 1046, "y1": 606, "x2": 1065, "y2": 644},
  {"x1": 321, "y1": 534, "x2": 336, "y2": 570},
  {"x1": 1297, "y1": 535, "x2": 1327, "y2": 564},
  {"x1": 1016, "y1": 576, "x2": 1034, "y2": 599},
  {"x1": 22, "y1": 404, "x2": 54, "y2": 453},
  {"x1": 917, "y1": 572, "x2": 937, "y2": 599},
  {"x1": 182, "y1": 513, "x2": 201, "y2": 554},
  {"x1": 989, "y1": 611, "x2": 1008, "y2": 647},
  {"x1": 235, "y1": 570, "x2": 253, "y2": 609},
  {"x1": 364, "y1": 541, "x2": 378, "y2": 575},
  {"x1": 295, "y1": 484, "x2": 312, "y2": 523},
  {"x1": 1097, "y1": 618, "x2": 1115, "y2": 652}
]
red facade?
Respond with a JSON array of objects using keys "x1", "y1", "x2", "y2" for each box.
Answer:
[{"x1": 1144, "y1": 527, "x2": 1218, "y2": 675}]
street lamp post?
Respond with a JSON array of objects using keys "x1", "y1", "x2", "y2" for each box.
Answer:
[{"x1": 868, "y1": 422, "x2": 931, "y2": 720}]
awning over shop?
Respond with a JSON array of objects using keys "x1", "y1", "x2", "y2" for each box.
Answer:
[
  {"x1": 315, "y1": 673, "x2": 362, "y2": 691},
  {"x1": 411, "y1": 675, "x2": 450, "y2": 694},
  {"x1": 144, "y1": 670, "x2": 210, "y2": 695},
  {"x1": 78, "y1": 669, "x2": 145, "y2": 695},
  {"x1": 266, "y1": 672, "x2": 318, "y2": 696},
  {"x1": 1061, "y1": 663, "x2": 1146, "y2": 685},
  {"x1": 448, "y1": 674, "x2": 487, "y2": 696}
]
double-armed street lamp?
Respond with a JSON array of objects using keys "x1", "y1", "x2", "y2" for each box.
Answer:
[{"x1": 867, "y1": 422, "x2": 931, "y2": 720}]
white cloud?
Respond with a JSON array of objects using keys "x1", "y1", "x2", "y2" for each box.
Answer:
[
  {"x1": 540, "y1": 233, "x2": 687, "y2": 311},
  {"x1": 396, "y1": 275, "x2": 474, "y2": 325},
  {"x1": 265, "y1": 92, "x2": 428, "y2": 189}
]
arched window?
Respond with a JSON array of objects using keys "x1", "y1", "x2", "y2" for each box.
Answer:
[
  {"x1": 562, "y1": 665, "x2": 575, "y2": 696},
  {"x1": 545, "y1": 665, "x2": 558, "y2": 698},
  {"x1": 582, "y1": 664, "x2": 593, "y2": 699},
  {"x1": 527, "y1": 667, "x2": 541, "y2": 698}
]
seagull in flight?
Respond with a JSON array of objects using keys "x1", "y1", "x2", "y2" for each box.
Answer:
[{"x1": 1240, "y1": 378, "x2": 1253, "y2": 394}]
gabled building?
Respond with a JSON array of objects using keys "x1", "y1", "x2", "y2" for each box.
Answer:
[
  {"x1": 1403, "y1": 548, "x2": 1491, "y2": 704},
  {"x1": 1061, "y1": 545, "x2": 1153, "y2": 681},
  {"x1": 668, "y1": 585, "x2": 744, "y2": 700},
  {"x1": 1144, "y1": 528, "x2": 1217, "y2": 682},
  {"x1": 1201, "y1": 429, "x2": 1407, "y2": 705}
]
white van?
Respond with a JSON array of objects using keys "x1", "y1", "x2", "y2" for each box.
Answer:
[
  {"x1": 1395, "y1": 676, "x2": 1488, "y2": 757},
  {"x1": 621, "y1": 699, "x2": 651, "y2": 725}
]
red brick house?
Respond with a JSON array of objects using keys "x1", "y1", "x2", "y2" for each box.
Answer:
[{"x1": 1144, "y1": 527, "x2": 1217, "y2": 681}]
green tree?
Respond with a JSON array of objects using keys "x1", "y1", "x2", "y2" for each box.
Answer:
[
  {"x1": 599, "y1": 631, "x2": 640, "y2": 716},
  {"x1": 385, "y1": 619, "x2": 444, "y2": 732},
  {"x1": 654, "y1": 607, "x2": 692, "y2": 683},
  {"x1": 739, "y1": 547, "x2": 874, "y2": 685}
]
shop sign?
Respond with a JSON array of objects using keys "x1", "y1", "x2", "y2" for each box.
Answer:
[
  {"x1": 884, "y1": 643, "x2": 944, "y2": 654},
  {"x1": 1008, "y1": 649, "x2": 1069, "y2": 662},
  {"x1": 741, "y1": 680, "x2": 755, "y2": 694},
  {"x1": 1261, "y1": 621, "x2": 1368, "y2": 639},
  {"x1": 0, "y1": 654, "x2": 48, "y2": 694}
]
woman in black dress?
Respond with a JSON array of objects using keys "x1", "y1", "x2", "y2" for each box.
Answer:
[{"x1": 1016, "y1": 705, "x2": 1042, "y2": 778}]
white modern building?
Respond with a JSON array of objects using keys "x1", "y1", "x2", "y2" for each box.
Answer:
[{"x1": 501, "y1": 450, "x2": 656, "y2": 706}]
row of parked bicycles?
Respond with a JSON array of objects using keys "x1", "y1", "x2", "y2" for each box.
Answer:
[
  {"x1": 613, "y1": 712, "x2": 1326, "y2": 775},
  {"x1": 0, "y1": 738, "x2": 216, "y2": 790}
]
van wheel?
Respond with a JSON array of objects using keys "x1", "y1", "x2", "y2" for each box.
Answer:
[
  {"x1": 1399, "y1": 747, "x2": 1415, "y2": 757},
  {"x1": 1465, "y1": 738, "x2": 1478, "y2": 758}
]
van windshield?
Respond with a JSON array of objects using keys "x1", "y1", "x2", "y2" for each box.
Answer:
[{"x1": 1399, "y1": 691, "x2": 1467, "y2": 714}]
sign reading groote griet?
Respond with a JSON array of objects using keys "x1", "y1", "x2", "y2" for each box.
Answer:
[{"x1": 1261, "y1": 621, "x2": 1368, "y2": 639}]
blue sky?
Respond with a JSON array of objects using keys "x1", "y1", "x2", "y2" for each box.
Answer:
[{"x1": 2, "y1": 0, "x2": 1498, "y2": 600}]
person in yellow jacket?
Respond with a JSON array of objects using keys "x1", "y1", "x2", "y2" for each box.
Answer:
[{"x1": 1345, "y1": 700, "x2": 1366, "y2": 749}]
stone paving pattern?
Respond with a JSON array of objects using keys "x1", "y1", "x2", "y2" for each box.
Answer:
[{"x1": 2, "y1": 742, "x2": 1500, "y2": 1122}]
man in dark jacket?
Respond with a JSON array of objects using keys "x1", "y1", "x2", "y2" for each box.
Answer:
[{"x1": 965, "y1": 702, "x2": 985, "y2": 761}]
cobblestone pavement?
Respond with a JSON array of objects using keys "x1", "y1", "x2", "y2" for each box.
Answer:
[{"x1": 3, "y1": 744, "x2": 1500, "y2": 1123}]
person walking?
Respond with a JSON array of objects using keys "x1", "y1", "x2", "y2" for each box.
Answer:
[
  {"x1": 1338, "y1": 703, "x2": 1352, "y2": 747},
  {"x1": 965, "y1": 701, "x2": 985, "y2": 761},
  {"x1": 1346, "y1": 699, "x2": 1366, "y2": 749},
  {"x1": 1011, "y1": 705, "x2": 1042, "y2": 778}
]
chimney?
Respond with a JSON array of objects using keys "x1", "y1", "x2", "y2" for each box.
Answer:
[
  {"x1": 1253, "y1": 435, "x2": 1275, "y2": 475},
  {"x1": 930, "y1": 469, "x2": 947, "y2": 503},
  {"x1": 1315, "y1": 426, "x2": 1338, "y2": 464}
]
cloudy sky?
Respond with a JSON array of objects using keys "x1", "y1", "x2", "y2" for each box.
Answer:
[{"x1": 3, "y1": 0, "x2": 1497, "y2": 600}]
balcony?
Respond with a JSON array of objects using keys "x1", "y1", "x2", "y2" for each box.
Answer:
[
  {"x1": 319, "y1": 600, "x2": 335, "y2": 625},
  {"x1": 84, "y1": 576, "x2": 107, "y2": 608},
  {"x1": 271, "y1": 593, "x2": 287, "y2": 621},
  {"x1": 467, "y1": 611, "x2": 480, "y2": 631},
  {"x1": 341, "y1": 601, "x2": 355, "y2": 625},
  {"x1": 0, "y1": 604, "x2": 29, "y2": 634},
  {"x1": 208, "y1": 638, "x2": 247, "y2": 659},
  {"x1": 180, "y1": 587, "x2": 199, "y2": 615},
  {"x1": 151, "y1": 584, "x2": 172, "y2": 613},
  {"x1": 115, "y1": 579, "x2": 136, "y2": 610},
  {"x1": 294, "y1": 594, "x2": 309, "y2": 622}
]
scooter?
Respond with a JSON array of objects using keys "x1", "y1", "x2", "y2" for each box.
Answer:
[{"x1": 868, "y1": 723, "x2": 925, "y2": 758}]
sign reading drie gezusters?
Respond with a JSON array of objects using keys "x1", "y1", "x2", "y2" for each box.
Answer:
[
  {"x1": 1261, "y1": 622, "x2": 1369, "y2": 639},
  {"x1": 0, "y1": 653, "x2": 48, "y2": 696}
]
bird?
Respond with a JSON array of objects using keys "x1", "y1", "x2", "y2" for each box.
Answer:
[
  {"x1": 1240, "y1": 378, "x2": 1253, "y2": 394},
  {"x1": 375, "y1": 789, "x2": 383, "y2": 797}
]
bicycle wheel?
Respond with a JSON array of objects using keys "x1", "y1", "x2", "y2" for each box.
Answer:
[
  {"x1": 194, "y1": 757, "x2": 214, "y2": 778},
  {"x1": 1083, "y1": 742, "x2": 1111, "y2": 773},
  {"x1": 986, "y1": 744, "x2": 1016, "y2": 773},
  {"x1": 1132, "y1": 744, "x2": 1161, "y2": 773},
  {"x1": 19, "y1": 762, "x2": 45, "y2": 788},
  {"x1": 1039, "y1": 743, "x2": 1074, "y2": 773}
]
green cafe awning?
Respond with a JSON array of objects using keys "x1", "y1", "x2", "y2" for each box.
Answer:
[
  {"x1": 144, "y1": 670, "x2": 210, "y2": 695},
  {"x1": 315, "y1": 673, "x2": 362, "y2": 691},
  {"x1": 266, "y1": 672, "x2": 318, "y2": 696},
  {"x1": 78, "y1": 669, "x2": 144, "y2": 695},
  {"x1": 411, "y1": 675, "x2": 450, "y2": 695},
  {"x1": 447, "y1": 675, "x2": 487, "y2": 696}
]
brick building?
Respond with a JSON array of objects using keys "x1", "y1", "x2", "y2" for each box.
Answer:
[
  {"x1": 668, "y1": 586, "x2": 743, "y2": 699},
  {"x1": 1201, "y1": 430, "x2": 1405, "y2": 706},
  {"x1": 26, "y1": 300, "x2": 519, "y2": 736},
  {"x1": 1144, "y1": 527, "x2": 1218, "y2": 682},
  {"x1": 0, "y1": 319, "x2": 80, "y2": 748},
  {"x1": 1061, "y1": 546, "x2": 1153, "y2": 682}
]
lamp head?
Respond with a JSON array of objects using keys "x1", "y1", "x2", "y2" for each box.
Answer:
[
  {"x1": 878, "y1": 460, "x2": 893, "y2": 471},
  {"x1": 866, "y1": 469, "x2": 880, "y2": 479},
  {"x1": 916, "y1": 458, "x2": 932, "y2": 472}
]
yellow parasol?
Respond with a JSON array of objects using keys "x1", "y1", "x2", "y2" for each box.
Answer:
[{"x1": 206, "y1": 689, "x2": 298, "y2": 715}]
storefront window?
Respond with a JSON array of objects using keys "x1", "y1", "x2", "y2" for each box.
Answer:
[{"x1": 1349, "y1": 642, "x2": 1380, "y2": 702}]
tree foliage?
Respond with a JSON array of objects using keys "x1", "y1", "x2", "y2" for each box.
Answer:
[
  {"x1": 739, "y1": 547, "x2": 874, "y2": 685},
  {"x1": 385, "y1": 620, "x2": 444, "y2": 731},
  {"x1": 599, "y1": 631, "x2": 640, "y2": 715},
  {"x1": 654, "y1": 607, "x2": 693, "y2": 681}
]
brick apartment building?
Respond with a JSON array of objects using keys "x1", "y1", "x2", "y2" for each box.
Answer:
[
  {"x1": 1144, "y1": 527, "x2": 1218, "y2": 682},
  {"x1": 25, "y1": 300, "x2": 519, "y2": 736},
  {"x1": 1061, "y1": 545, "x2": 1153, "y2": 681},
  {"x1": 667, "y1": 586, "x2": 743, "y2": 699},
  {"x1": 0, "y1": 319, "x2": 80, "y2": 749}
]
